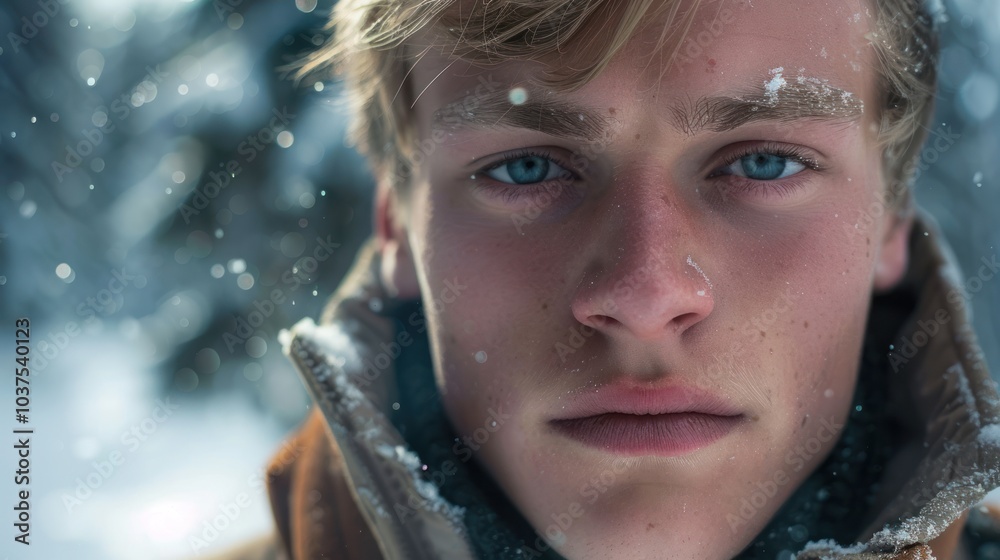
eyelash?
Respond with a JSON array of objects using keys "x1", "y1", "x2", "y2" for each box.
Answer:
[
  {"x1": 709, "y1": 143, "x2": 823, "y2": 199},
  {"x1": 471, "y1": 143, "x2": 823, "y2": 203},
  {"x1": 473, "y1": 149, "x2": 580, "y2": 204}
]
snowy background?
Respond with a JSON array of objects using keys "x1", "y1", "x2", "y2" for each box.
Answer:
[{"x1": 0, "y1": 0, "x2": 998, "y2": 558}]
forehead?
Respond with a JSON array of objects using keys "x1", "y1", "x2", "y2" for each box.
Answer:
[{"x1": 406, "y1": 0, "x2": 879, "y2": 134}]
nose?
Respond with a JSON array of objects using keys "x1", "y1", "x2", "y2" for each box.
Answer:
[{"x1": 570, "y1": 184, "x2": 714, "y2": 341}]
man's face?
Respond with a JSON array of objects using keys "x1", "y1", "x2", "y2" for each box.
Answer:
[{"x1": 384, "y1": 1, "x2": 908, "y2": 558}]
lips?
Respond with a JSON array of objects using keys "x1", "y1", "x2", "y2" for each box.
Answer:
[{"x1": 548, "y1": 384, "x2": 745, "y2": 456}]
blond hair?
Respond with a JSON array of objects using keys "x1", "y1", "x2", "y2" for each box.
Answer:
[{"x1": 295, "y1": 0, "x2": 938, "y2": 212}]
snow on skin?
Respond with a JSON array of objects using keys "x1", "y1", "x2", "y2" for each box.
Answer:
[
  {"x1": 764, "y1": 67, "x2": 786, "y2": 103},
  {"x1": 758, "y1": 68, "x2": 864, "y2": 115},
  {"x1": 686, "y1": 255, "x2": 713, "y2": 291}
]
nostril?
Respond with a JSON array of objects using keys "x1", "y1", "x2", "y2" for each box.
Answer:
[
  {"x1": 570, "y1": 255, "x2": 716, "y2": 340},
  {"x1": 588, "y1": 315, "x2": 621, "y2": 329},
  {"x1": 672, "y1": 312, "x2": 704, "y2": 334}
]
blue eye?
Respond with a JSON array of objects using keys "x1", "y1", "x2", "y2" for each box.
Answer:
[
  {"x1": 722, "y1": 153, "x2": 806, "y2": 180},
  {"x1": 484, "y1": 154, "x2": 570, "y2": 185}
]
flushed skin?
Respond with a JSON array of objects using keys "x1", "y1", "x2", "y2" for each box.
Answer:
[{"x1": 380, "y1": 1, "x2": 907, "y2": 558}]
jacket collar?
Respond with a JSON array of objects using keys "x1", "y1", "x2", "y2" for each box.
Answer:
[{"x1": 277, "y1": 209, "x2": 1000, "y2": 559}]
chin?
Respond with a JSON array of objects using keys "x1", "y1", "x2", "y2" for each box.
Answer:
[
  {"x1": 553, "y1": 506, "x2": 753, "y2": 560},
  {"x1": 522, "y1": 469, "x2": 772, "y2": 560}
]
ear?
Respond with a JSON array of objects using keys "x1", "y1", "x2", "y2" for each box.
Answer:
[
  {"x1": 872, "y1": 211, "x2": 913, "y2": 293},
  {"x1": 374, "y1": 179, "x2": 421, "y2": 300}
]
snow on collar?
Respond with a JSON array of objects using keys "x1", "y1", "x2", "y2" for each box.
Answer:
[{"x1": 280, "y1": 313, "x2": 474, "y2": 560}]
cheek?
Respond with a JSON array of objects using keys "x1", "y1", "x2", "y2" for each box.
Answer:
[
  {"x1": 411, "y1": 201, "x2": 550, "y2": 472},
  {"x1": 709, "y1": 174, "x2": 879, "y2": 403},
  {"x1": 415, "y1": 184, "x2": 569, "y2": 381},
  {"x1": 783, "y1": 301, "x2": 868, "y2": 422}
]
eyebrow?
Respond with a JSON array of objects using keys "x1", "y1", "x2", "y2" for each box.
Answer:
[
  {"x1": 670, "y1": 78, "x2": 865, "y2": 135},
  {"x1": 431, "y1": 89, "x2": 612, "y2": 141},
  {"x1": 431, "y1": 78, "x2": 863, "y2": 140}
]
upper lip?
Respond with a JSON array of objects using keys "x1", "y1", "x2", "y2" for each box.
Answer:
[{"x1": 550, "y1": 380, "x2": 743, "y2": 421}]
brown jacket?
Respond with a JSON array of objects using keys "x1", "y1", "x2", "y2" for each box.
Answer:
[{"x1": 209, "y1": 210, "x2": 1000, "y2": 560}]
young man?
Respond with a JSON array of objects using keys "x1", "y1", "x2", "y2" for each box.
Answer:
[{"x1": 210, "y1": 0, "x2": 1000, "y2": 558}]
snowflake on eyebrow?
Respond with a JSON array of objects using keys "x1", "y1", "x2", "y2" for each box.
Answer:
[{"x1": 763, "y1": 67, "x2": 786, "y2": 105}]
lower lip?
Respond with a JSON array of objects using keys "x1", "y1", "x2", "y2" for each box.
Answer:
[{"x1": 550, "y1": 413, "x2": 744, "y2": 456}]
